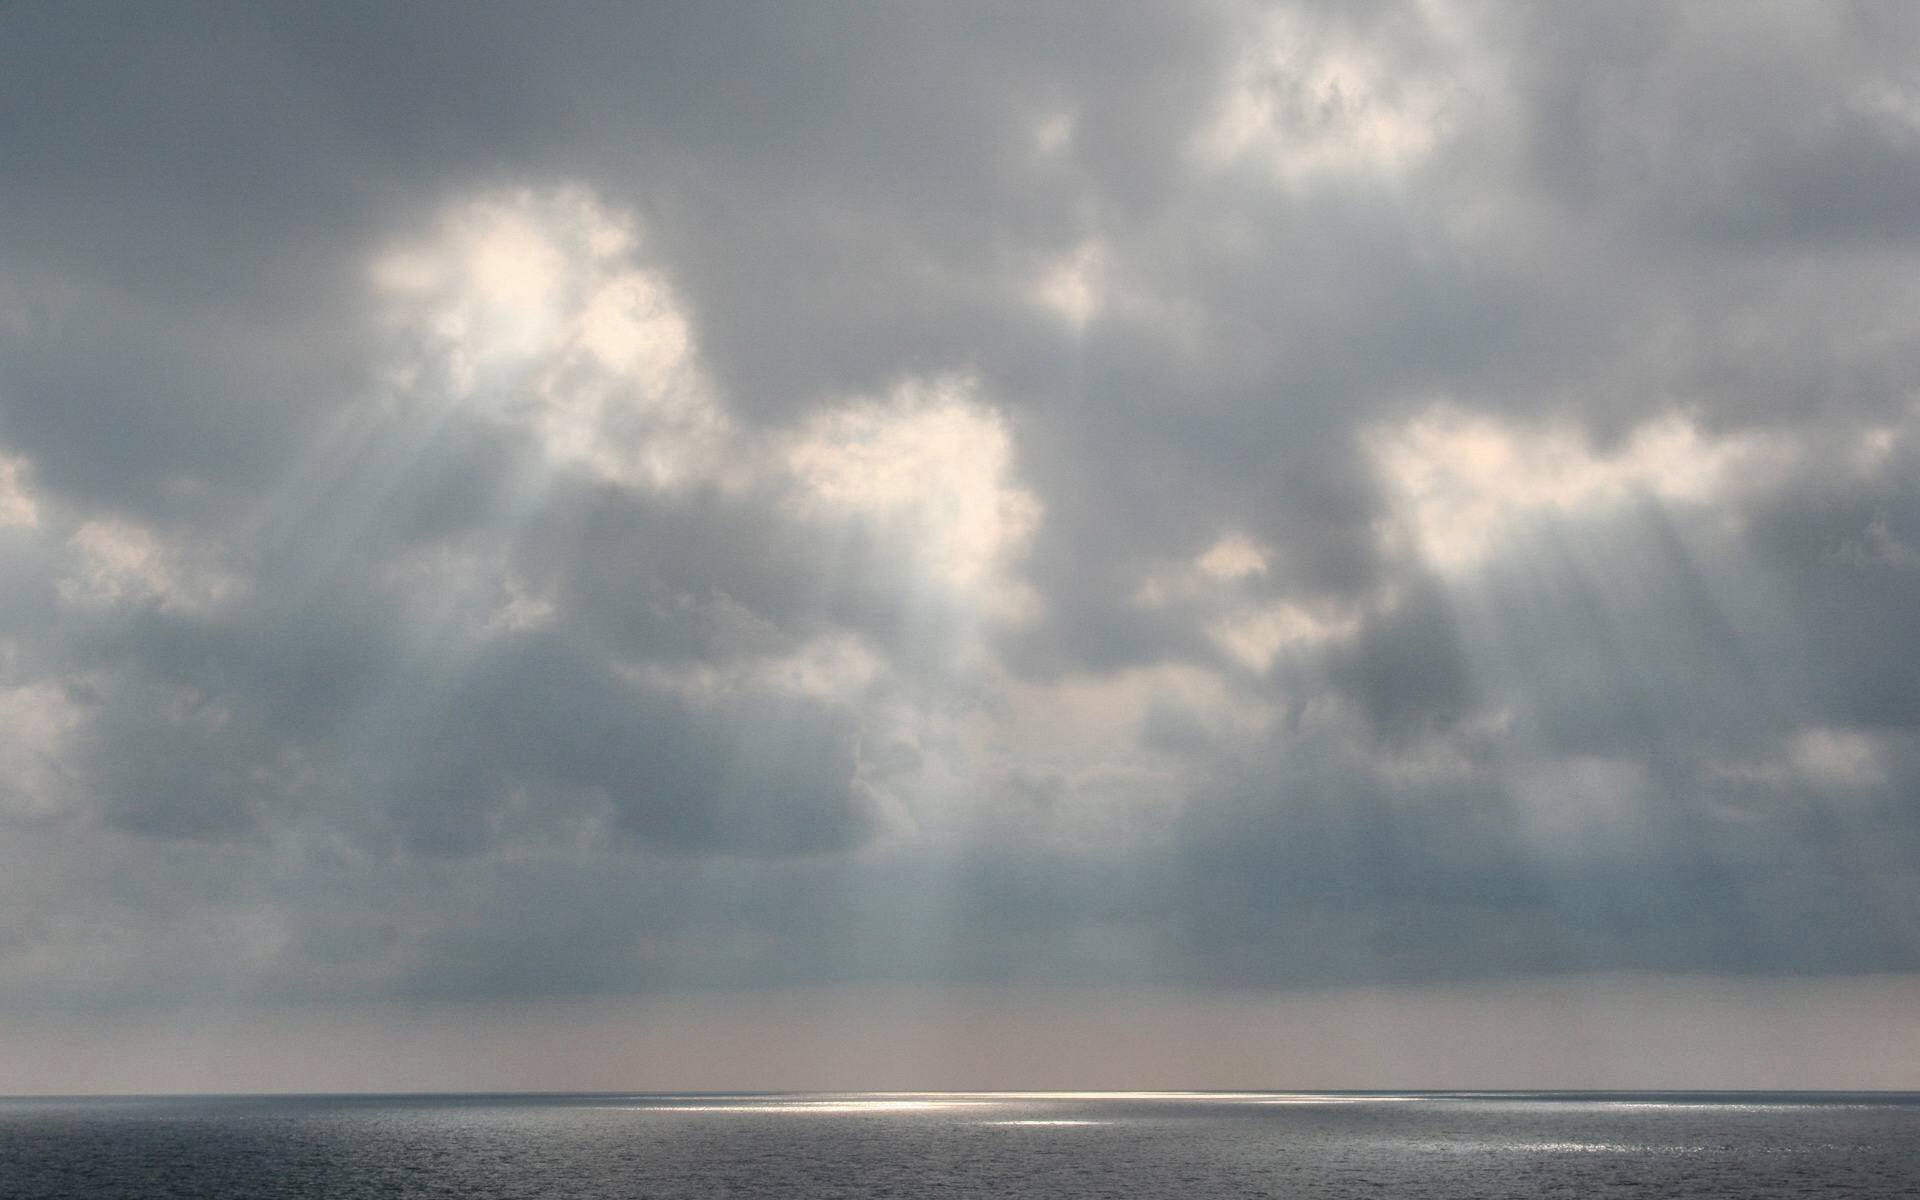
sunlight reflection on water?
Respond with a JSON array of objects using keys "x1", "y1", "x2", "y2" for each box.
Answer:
[
  {"x1": 5, "y1": 1093, "x2": 1919, "y2": 1197},
  {"x1": 597, "y1": 1091, "x2": 1427, "y2": 1116},
  {"x1": 604, "y1": 1099, "x2": 988, "y2": 1114}
]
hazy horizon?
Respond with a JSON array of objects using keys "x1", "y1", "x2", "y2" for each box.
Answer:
[
  {"x1": 3, "y1": 1, "x2": 1920, "y2": 1095},
  {"x1": 4, "y1": 974, "x2": 1918, "y2": 1096}
]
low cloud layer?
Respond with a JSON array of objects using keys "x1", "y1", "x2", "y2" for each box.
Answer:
[{"x1": 2, "y1": 2, "x2": 1919, "y2": 1022}]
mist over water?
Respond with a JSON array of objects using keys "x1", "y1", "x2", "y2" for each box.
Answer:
[{"x1": 4, "y1": 1092, "x2": 1917, "y2": 1198}]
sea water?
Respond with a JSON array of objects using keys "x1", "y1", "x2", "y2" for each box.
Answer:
[{"x1": 2, "y1": 1091, "x2": 1916, "y2": 1198}]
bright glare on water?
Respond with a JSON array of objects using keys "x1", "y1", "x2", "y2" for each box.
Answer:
[{"x1": 2, "y1": 1091, "x2": 1917, "y2": 1198}]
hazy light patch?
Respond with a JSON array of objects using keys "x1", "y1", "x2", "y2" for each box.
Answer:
[
  {"x1": 1510, "y1": 756, "x2": 1652, "y2": 859},
  {"x1": 1834, "y1": 512, "x2": 1920, "y2": 571},
  {"x1": 1709, "y1": 729, "x2": 1885, "y2": 795},
  {"x1": 1032, "y1": 110, "x2": 1077, "y2": 157},
  {"x1": 5, "y1": 873, "x2": 295, "y2": 1008},
  {"x1": 984, "y1": 759, "x2": 1187, "y2": 851},
  {"x1": 1850, "y1": 73, "x2": 1920, "y2": 131},
  {"x1": 849, "y1": 665, "x2": 1226, "y2": 847},
  {"x1": 1195, "y1": 531, "x2": 1271, "y2": 580},
  {"x1": 1199, "y1": 7, "x2": 1456, "y2": 183},
  {"x1": 480, "y1": 575, "x2": 558, "y2": 637},
  {"x1": 787, "y1": 378, "x2": 1041, "y2": 621},
  {"x1": 1209, "y1": 601, "x2": 1360, "y2": 672},
  {"x1": 1787, "y1": 728, "x2": 1885, "y2": 791},
  {"x1": 1373, "y1": 707, "x2": 1513, "y2": 785},
  {"x1": 0, "y1": 453, "x2": 39, "y2": 528},
  {"x1": 1029, "y1": 237, "x2": 1207, "y2": 346},
  {"x1": 1852, "y1": 425, "x2": 1899, "y2": 475},
  {"x1": 377, "y1": 540, "x2": 543, "y2": 648},
  {"x1": 1000, "y1": 664, "x2": 1258, "y2": 760},
  {"x1": 837, "y1": 701, "x2": 985, "y2": 842},
  {"x1": 1132, "y1": 532, "x2": 1276, "y2": 602},
  {"x1": 1135, "y1": 531, "x2": 1355, "y2": 672},
  {"x1": 58, "y1": 520, "x2": 245, "y2": 615},
  {"x1": 966, "y1": 665, "x2": 1261, "y2": 845},
  {"x1": 0, "y1": 281, "x2": 37, "y2": 337},
  {"x1": 1370, "y1": 406, "x2": 1793, "y2": 572},
  {"x1": 754, "y1": 634, "x2": 885, "y2": 701},
  {"x1": 1034, "y1": 239, "x2": 1111, "y2": 328},
  {"x1": 0, "y1": 675, "x2": 87, "y2": 822},
  {"x1": 630, "y1": 631, "x2": 884, "y2": 706}
]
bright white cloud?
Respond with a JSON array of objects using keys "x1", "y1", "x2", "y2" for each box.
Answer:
[
  {"x1": 787, "y1": 378, "x2": 1042, "y2": 621},
  {"x1": 1370, "y1": 406, "x2": 1794, "y2": 572},
  {"x1": 375, "y1": 186, "x2": 729, "y2": 490},
  {"x1": 1199, "y1": 6, "x2": 1462, "y2": 183}
]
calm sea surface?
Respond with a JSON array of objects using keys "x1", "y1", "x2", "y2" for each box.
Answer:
[{"x1": 2, "y1": 1091, "x2": 1916, "y2": 1198}]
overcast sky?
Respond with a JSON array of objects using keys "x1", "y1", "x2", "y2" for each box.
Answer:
[{"x1": 3, "y1": 1, "x2": 1920, "y2": 1091}]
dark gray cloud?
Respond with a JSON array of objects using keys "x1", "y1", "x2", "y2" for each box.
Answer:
[{"x1": 1, "y1": 0, "x2": 1919, "y2": 1031}]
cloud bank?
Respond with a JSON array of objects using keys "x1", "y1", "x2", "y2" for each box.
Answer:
[{"x1": 2, "y1": 1, "x2": 1918, "y2": 1027}]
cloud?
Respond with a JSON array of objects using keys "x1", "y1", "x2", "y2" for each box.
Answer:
[
  {"x1": 1, "y1": 0, "x2": 1919, "y2": 1033},
  {"x1": 1197, "y1": 3, "x2": 1470, "y2": 184},
  {"x1": 786, "y1": 378, "x2": 1042, "y2": 622},
  {"x1": 1368, "y1": 405, "x2": 1792, "y2": 573},
  {"x1": 0, "y1": 454, "x2": 38, "y2": 529},
  {"x1": 373, "y1": 187, "x2": 732, "y2": 491}
]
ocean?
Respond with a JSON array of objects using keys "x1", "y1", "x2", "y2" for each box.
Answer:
[{"x1": 2, "y1": 1091, "x2": 1916, "y2": 1198}]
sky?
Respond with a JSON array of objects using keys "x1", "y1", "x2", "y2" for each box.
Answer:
[{"x1": 2, "y1": 1, "x2": 1920, "y2": 1092}]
